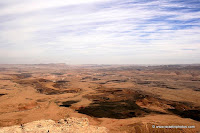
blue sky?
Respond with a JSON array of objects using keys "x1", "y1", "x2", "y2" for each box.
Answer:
[{"x1": 0, "y1": 0, "x2": 200, "y2": 64}]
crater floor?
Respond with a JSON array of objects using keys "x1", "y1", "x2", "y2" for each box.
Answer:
[{"x1": 0, "y1": 64, "x2": 200, "y2": 132}]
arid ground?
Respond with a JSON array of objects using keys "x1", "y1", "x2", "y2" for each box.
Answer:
[{"x1": 0, "y1": 64, "x2": 199, "y2": 133}]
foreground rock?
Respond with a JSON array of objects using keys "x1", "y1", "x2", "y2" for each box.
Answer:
[{"x1": 0, "y1": 117, "x2": 108, "y2": 133}]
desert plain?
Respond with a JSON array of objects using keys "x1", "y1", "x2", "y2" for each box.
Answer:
[{"x1": 0, "y1": 64, "x2": 199, "y2": 133}]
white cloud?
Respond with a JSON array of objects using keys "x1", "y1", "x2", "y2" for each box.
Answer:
[{"x1": 0, "y1": 0, "x2": 200, "y2": 64}]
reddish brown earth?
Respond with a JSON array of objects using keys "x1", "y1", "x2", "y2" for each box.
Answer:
[{"x1": 0, "y1": 64, "x2": 200, "y2": 133}]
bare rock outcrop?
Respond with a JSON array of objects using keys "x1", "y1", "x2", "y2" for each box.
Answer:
[{"x1": 0, "y1": 117, "x2": 108, "y2": 133}]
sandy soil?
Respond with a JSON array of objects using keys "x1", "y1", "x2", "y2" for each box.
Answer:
[{"x1": 0, "y1": 64, "x2": 199, "y2": 133}]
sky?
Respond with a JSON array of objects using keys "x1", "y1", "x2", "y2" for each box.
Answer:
[{"x1": 0, "y1": 0, "x2": 200, "y2": 64}]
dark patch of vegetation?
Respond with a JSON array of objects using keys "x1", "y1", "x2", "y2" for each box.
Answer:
[
  {"x1": 99, "y1": 82, "x2": 106, "y2": 84},
  {"x1": 56, "y1": 80, "x2": 69, "y2": 83},
  {"x1": 77, "y1": 100, "x2": 146, "y2": 119},
  {"x1": 53, "y1": 81, "x2": 69, "y2": 89},
  {"x1": 81, "y1": 76, "x2": 91, "y2": 80},
  {"x1": 168, "y1": 109, "x2": 200, "y2": 121},
  {"x1": 79, "y1": 87, "x2": 174, "y2": 119},
  {"x1": 15, "y1": 79, "x2": 78, "y2": 95},
  {"x1": 60, "y1": 100, "x2": 79, "y2": 107},
  {"x1": 0, "y1": 93, "x2": 6, "y2": 97},
  {"x1": 166, "y1": 86, "x2": 178, "y2": 89},
  {"x1": 136, "y1": 81, "x2": 151, "y2": 85},
  {"x1": 77, "y1": 99, "x2": 165, "y2": 119},
  {"x1": 135, "y1": 80, "x2": 179, "y2": 90},
  {"x1": 36, "y1": 99, "x2": 47, "y2": 102},
  {"x1": 14, "y1": 73, "x2": 32, "y2": 78},
  {"x1": 92, "y1": 78, "x2": 100, "y2": 81},
  {"x1": 36, "y1": 87, "x2": 78, "y2": 95},
  {"x1": 53, "y1": 83, "x2": 65, "y2": 89},
  {"x1": 168, "y1": 102, "x2": 200, "y2": 121},
  {"x1": 194, "y1": 88, "x2": 200, "y2": 91},
  {"x1": 108, "y1": 79, "x2": 127, "y2": 83},
  {"x1": 38, "y1": 79, "x2": 51, "y2": 82},
  {"x1": 98, "y1": 79, "x2": 127, "y2": 84},
  {"x1": 51, "y1": 73, "x2": 64, "y2": 75},
  {"x1": 191, "y1": 79, "x2": 200, "y2": 81}
]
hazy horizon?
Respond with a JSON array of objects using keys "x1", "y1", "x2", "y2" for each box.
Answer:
[
  {"x1": 1, "y1": 62, "x2": 200, "y2": 65},
  {"x1": 0, "y1": 0, "x2": 200, "y2": 64}
]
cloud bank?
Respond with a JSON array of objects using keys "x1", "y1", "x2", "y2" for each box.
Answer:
[{"x1": 0, "y1": 0, "x2": 200, "y2": 64}]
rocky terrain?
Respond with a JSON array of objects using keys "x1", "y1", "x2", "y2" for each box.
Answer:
[{"x1": 0, "y1": 64, "x2": 199, "y2": 132}]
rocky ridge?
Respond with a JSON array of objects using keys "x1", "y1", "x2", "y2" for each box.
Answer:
[{"x1": 0, "y1": 117, "x2": 108, "y2": 133}]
